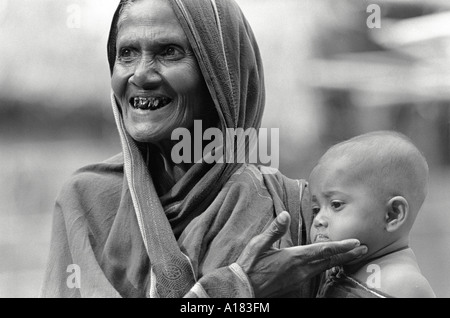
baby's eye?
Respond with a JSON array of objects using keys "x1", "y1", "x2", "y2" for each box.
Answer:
[
  {"x1": 331, "y1": 201, "x2": 345, "y2": 211},
  {"x1": 312, "y1": 206, "x2": 321, "y2": 216}
]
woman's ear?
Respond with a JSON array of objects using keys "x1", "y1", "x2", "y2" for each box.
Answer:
[{"x1": 385, "y1": 196, "x2": 409, "y2": 232}]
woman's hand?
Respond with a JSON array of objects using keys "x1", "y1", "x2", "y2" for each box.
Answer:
[{"x1": 236, "y1": 211, "x2": 368, "y2": 298}]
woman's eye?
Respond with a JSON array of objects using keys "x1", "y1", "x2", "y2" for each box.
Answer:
[
  {"x1": 161, "y1": 46, "x2": 183, "y2": 59},
  {"x1": 118, "y1": 48, "x2": 137, "y2": 61},
  {"x1": 331, "y1": 201, "x2": 344, "y2": 210},
  {"x1": 165, "y1": 47, "x2": 176, "y2": 55}
]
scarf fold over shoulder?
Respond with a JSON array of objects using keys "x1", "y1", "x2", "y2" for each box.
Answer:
[{"x1": 41, "y1": 0, "x2": 315, "y2": 298}]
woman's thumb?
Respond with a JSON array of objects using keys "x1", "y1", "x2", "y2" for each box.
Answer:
[
  {"x1": 259, "y1": 211, "x2": 291, "y2": 250},
  {"x1": 236, "y1": 211, "x2": 291, "y2": 270}
]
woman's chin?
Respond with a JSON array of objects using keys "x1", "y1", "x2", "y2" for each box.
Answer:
[
  {"x1": 126, "y1": 125, "x2": 168, "y2": 143},
  {"x1": 124, "y1": 117, "x2": 177, "y2": 142},
  {"x1": 131, "y1": 132, "x2": 170, "y2": 144}
]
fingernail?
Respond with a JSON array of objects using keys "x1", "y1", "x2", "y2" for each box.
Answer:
[
  {"x1": 278, "y1": 212, "x2": 289, "y2": 223},
  {"x1": 354, "y1": 240, "x2": 361, "y2": 247},
  {"x1": 359, "y1": 246, "x2": 368, "y2": 254}
]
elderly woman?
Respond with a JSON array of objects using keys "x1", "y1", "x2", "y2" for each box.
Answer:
[{"x1": 41, "y1": 0, "x2": 366, "y2": 298}]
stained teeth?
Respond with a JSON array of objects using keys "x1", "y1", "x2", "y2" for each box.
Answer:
[{"x1": 132, "y1": 97, "x2": 170, "y2": 110}]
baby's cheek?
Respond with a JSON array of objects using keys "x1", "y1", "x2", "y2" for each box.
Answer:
[
  {"x1": 328, "y1": 224, "x2": 356, "y2": 242},
  {"x1": 309, "y1": 227, "x2": 316, "y2": 243}
]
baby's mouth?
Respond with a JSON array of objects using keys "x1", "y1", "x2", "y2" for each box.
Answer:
[
  {"x1": 314, "y1": 234, "x2": 331, "y2": 243},
  {"x1": 130, "y1": 96, "x2": 172, "y2": 111}
]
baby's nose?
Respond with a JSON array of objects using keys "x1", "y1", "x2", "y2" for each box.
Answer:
[{"x1": 313, "y1": 212, "x2": 328, "y2": 228}]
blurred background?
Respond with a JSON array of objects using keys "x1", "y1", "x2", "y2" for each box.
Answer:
[{"x1": 0, "y1": 0, "x2": 449, "y2": 297}]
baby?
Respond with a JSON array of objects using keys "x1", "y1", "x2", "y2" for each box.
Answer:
[{"x1": 309, "y1": 131, "x2": 435, "y2": 298}]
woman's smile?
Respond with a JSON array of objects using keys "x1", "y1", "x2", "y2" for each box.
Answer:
[{"x1": 130, "y1": 96, "x2": 173, "y2": 111}]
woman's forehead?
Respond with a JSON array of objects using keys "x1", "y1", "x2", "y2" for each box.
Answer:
[
  {"x1": 116, "y1": 0, "x2": 189, "y2": 46},
  {"x1": 117, "y1": 0, "x2": 181, "y2": 33}
]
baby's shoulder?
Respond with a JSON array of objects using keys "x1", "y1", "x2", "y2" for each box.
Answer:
[
  {"x1": 353, "y1": 249, "x2": 435, "y2": 298},
  {"x1": 379, "y1": 264, "x2": 435, "y2": 298},
  {"x1": 375, "y1": 248, "x2": 435, "y2": 298}
]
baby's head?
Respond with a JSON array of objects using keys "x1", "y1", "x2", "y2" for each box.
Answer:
[{"x1": 309, "y1": 131, "x2": 428, "y2": 258}]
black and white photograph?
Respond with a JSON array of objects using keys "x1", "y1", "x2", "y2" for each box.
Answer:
[{"x1": 1, "y1": 0, "x2": 449, "y2": 300}]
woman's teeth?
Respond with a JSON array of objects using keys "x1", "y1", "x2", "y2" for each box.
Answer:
[{"x1": 131, "y1": 97, "x2": 171, "y2": 110}]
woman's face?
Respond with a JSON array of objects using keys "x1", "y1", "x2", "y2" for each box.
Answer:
[{"x1": 112, "y1": 0, "x2": 214, "y2": 143}]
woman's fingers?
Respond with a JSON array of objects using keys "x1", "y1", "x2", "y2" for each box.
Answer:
[
  {"x1": 326, "y1": 245, "x2": 368, "y2": 267},
  {"x1": 237, "y1": 211, "x2": 291, "y2": 270},
  {"x1": 289, "y1": 240, "x2": 367, "y2": 264},
  {"x1": 304, "y1": 246, "x2": 368, "y2": 277},
  {"x1": 282, "y1": 242, "x2": 368, "y2": 281},
  {"x1": 255, "y1": 211, "x2": 291, "y2": 253}
]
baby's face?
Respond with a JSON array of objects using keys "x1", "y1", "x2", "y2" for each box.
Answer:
[{"x1": 309, "y1": 157, "x2": 387, "y2": 252}]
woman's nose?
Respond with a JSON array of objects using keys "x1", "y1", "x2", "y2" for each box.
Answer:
[{"x1": 129, "y1": 58, "x2": 163, "y2": 89}]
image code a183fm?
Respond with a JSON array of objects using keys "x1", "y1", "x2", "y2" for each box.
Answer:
[{"x1": 180, "y1": 302, "x2": 270, "y2": 314}]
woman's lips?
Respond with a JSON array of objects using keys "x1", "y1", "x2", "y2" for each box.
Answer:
[
  {"x1": 314, "y1": 233, "x2": 331, "y2": 243},
  {"x1": 129, "y1": 96, "x2": 172, "y2": 111}
]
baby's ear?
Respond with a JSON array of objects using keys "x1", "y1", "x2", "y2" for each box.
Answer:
[{"x1": 385, "y1": 196, "x2": 409, "y2": 232}]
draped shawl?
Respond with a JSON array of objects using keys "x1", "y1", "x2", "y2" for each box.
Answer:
[{"x1": 40, "y1": 0, "x2": 315, "y2": 298}]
